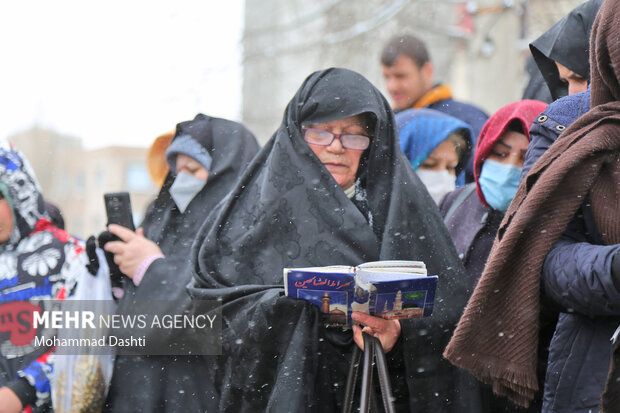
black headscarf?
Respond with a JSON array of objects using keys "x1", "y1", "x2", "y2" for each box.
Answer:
[
  {"x1": 188, "y1": 68, "x2": 472, "y2": 412},
  {"x1": 141, "y1": 113, "x2": 260, "y2": 254},
  {"x1": 104, "y1": 115, "x2": 259, "y2": 413},
  {"x1": 529, "y1": 0, "x2": 603, "y2": 100}
]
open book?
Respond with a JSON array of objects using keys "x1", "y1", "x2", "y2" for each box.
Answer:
[{"x1": 283, "y1": 260, "x2": 437, "y2": 327}]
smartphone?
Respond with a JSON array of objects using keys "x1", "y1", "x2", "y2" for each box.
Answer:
[{"x1": 104, "y1": 192, "x2": 135, "y2": 231}]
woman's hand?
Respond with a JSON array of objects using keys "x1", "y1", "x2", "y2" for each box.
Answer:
[
  {"x1": 0, "y1": 387, "x2": 23, "y2": 413},
  {"x1": 103, "y1": 224, "x2": 163, "y2": 278},
  {"x1": 351, "y1": 311, "x2": 401, "y2": 353}
]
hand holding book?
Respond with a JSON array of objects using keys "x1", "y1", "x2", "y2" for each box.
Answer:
[{"x1": 351, "y1": 311, "x2": 401, "y2": 353}]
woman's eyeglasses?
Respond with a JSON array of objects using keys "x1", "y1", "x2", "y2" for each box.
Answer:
[{"x1": 302, "y1": 128, "x2": 370, "y2": 151}]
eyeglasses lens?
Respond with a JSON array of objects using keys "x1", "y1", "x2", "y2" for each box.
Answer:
[{"x1": 303, "y1": 129, "x2": 369, "y2": 150}]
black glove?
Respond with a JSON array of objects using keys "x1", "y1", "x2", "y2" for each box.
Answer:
[
  {"x1": 97, "y1": 230, "x2": 128, "y2": 290},
  {"x1": 85, "y1": 236, "x2": 99, "y2": 275}
]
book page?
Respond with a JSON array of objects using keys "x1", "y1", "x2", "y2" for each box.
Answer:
[
  {"x1": 356, "y1": 269, "x2": 427, "y2": 284},
  {"x1": 357, "y1": 260, "x2": 426, "y2": 270}
]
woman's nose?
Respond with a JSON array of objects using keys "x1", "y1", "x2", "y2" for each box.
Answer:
[
  {"x1": 508, "y1": 152, "x2": 524, "y2": 167},
  {"x1": 326, "y1": 136, "x2": 345, "y2": 152}
]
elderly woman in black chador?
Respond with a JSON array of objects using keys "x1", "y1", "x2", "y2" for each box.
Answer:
[{"x1": 188, "y1": 68, "x2": 476, "y2": 412}]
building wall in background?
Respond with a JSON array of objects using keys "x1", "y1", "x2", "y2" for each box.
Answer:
[
  {"x1": 9, "y1": 127, "x2": 157, "y2": 239},
  {"x1": 242, "y1": 0, "x2": 583, "y2": 145}
]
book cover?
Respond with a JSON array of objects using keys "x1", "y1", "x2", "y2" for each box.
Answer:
[{"x1": 283, "y1": 261, "x2": 437, "y2": 327}]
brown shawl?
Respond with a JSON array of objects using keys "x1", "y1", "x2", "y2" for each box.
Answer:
[{"x1": 444, "y1": 0, "x2": 620, "y2": 407}]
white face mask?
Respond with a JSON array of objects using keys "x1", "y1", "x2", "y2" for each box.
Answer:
[
  {"x1": 169, "y1": 172, "x2": 207, "y2": 213},
  {"x1": 416, "y1": 169, "x2": 456, "y2": 205}
]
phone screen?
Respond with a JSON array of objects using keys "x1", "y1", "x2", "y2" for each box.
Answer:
[{"x1": 104, "y1": 192, "x2": 135, "y2": 231}]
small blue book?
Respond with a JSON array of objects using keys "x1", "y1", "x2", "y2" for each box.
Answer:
[{"x1": 283, "y1": 260, "x2": 437, "y2": 327}]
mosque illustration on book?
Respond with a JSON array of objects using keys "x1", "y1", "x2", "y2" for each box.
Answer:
[
  {"x1": 375, "y1": 290, "x2": 425, "y2": 319},
  {"x1": 313, "y1": 289, "x2": 425, "y2": 325},
  {"x1": 320, "y1": 292, "x2": 347, "y2": 325}
]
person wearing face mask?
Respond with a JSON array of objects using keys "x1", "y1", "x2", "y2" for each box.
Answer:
[
  {"x1": 438, "y1": 100, "x2": 547, "y2": 412},
  {"x1": 445, "y1": 3, "x2": 620, "y2": 409},
  {"x1": 439, "y1": 99, "x2": 547, "y2": 289},
  {"x1": 101, "y1": 114, "x2": 259, "y2": 412},
  {"x1": 396, "y1": 108, "x2": 473, "y2": 204}
]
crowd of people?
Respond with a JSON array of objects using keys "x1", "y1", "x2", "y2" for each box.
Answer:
[{"x1": 0, "y1": 0, "x2": 618, "y2": 412}]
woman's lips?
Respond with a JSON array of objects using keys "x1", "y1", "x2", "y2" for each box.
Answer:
[{"x1": 324, "y1": 162, "x2": 348, "y2": 169}]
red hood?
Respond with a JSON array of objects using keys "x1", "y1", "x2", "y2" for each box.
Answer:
[{"x1": 474, "y1": 100, "x2": 548, "y2": 205}]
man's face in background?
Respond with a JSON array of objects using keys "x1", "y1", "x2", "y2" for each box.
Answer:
[{"x1": 382, "y1": 54, "x2": 433, "y2": 110}]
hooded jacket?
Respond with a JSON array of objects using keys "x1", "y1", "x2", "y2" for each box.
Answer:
[
  {"x1": 396, "y1": 88, "x2": 488, "y2": 184},
  {"x1": 0, "y1": 141, "x2": 86, "y2": 411},
  {"x1": 530, "y1": 0, "x2": 603, "y2": 100},
  {"x1": 444, "y1": 2, "x2": 620, "y2": 411},
  {"x1": 440, "y1": 100, "x2": 546, "y2": 285},
  {"x1": 104, "y1": 115, "x2": 260, "y2": 412},
  {"x1": 187, "y1": 68, "x2": 476, "y2": 412},
  {"x1": 440, "y1": 100, "x2": 547, "y2": 413},
  {"x1": 521, "y1": 89, "x2": 591, "y2": 180},
  {"x1": 396, "y1": 108, "x2": 474, "y2": 187}
]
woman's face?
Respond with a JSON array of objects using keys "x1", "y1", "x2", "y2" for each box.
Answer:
[
  {"x1": 555, "y1": 62, "x2": 588, "y2": 96},
  {"x1": 0, "y1": 199, "x2": 13, "y2": 243},
  {"x1": 487, "y1": 130, "x2": 528, "y2": 167},
  {"x1": 418, "y1": 139, "x2": 459, "y2": 175},
  {"x1": 175, "y1": 154, "x2": 209, "y2": 181},
  {"x1": 305, "y1": 115, "x2": 368, "y2": 190}
]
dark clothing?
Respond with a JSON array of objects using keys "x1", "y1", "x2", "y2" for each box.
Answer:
[
  {"x1": 522, "y1": 54, "x2": 553, "y2": 104},
  {"x1": 440, "y1": 99, "x2": 547, "y2": 412},
  {"x1": 439, "y1": 184, "x2": 502, "y2": 287},
  {"x1": 44, "y1": 201, "x2": 65, "y2": 230},
  {"x1": 104, "y1": 114, "x2": 260, "y2": 413},
  {"x1": 541, "y1": 210, "x2": 620, "y2": 413},
  {"x1": 444, "y1": 5, "x2": 620, "y2": 404},
  {"x1": 520, "y1": 87, "x2": 619, "y2": 413},
  {"x1": 427, "y1": 97, "x2": 488, "y2": 142},
  {"x1": 521, "y1": 90, "x2": 591, "y2": 180},
  {"x1": 529, "y1": 0, "x2": 603, "y2": 100},
  {"x1": 188, "y1": 68, "x2": 476, "y2": 412}
]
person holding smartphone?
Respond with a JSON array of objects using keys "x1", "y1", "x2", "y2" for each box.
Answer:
[{"x1": 102, "y1": 114, "x2": 259, "y2": 412}]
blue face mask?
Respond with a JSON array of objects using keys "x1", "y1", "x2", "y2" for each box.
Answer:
[{"x1": 479, "y1": 159, "x2": 522, "y2": 212}]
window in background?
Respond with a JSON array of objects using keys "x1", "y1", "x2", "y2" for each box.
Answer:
[
  {"x1": 125, "y1": 163, "x2": 153, "y2": 192},
  {"x1": 74, "y1": 172, "x2": 85, "y2": 196}
]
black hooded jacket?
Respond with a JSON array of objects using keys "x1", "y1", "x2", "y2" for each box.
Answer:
[
  {"x1": 187, "y1": 68, "x2": 477, "y2": 412},
  {"x1": 103, "y1": 114, "x2": 260, "y2": 412},
  {"x1": 529, "y1": 0, "x2": 603, "y2": 100}
]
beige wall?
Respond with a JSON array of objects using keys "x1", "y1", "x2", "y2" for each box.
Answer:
[{"x1": 9, "y1": 127, "x2": 157, "y2": 239}]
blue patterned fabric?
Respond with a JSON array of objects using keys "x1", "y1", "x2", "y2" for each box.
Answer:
[{"x1": 0, "y1": 140, "x2": 87, "y2": 411}]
